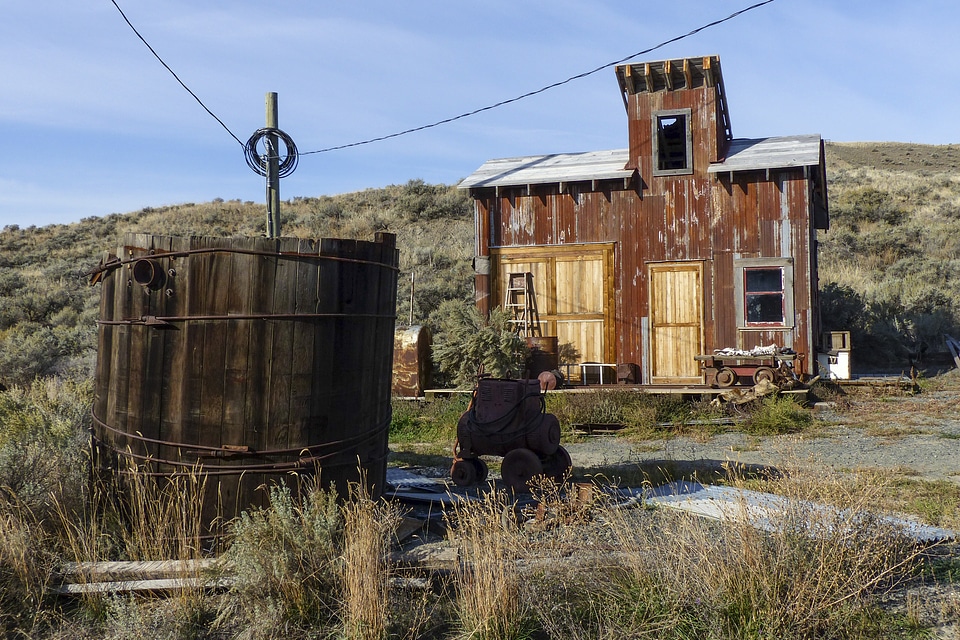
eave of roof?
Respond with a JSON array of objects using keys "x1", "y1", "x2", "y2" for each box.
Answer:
[
  {"x1": 458, "y1": 149, "x2": 633, "y2": 190},
  {"x1": 708, "y1": 134, "x2": 822, "y2": 173}
]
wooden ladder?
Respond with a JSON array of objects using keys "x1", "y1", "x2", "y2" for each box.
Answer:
[{"x1": 504, "y1": 272, "x2": 542, "y2": 337}]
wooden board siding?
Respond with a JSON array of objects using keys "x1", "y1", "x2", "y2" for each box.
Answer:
[{"x1": 475, "y1": 164, "x2": 819, "y2": 380}]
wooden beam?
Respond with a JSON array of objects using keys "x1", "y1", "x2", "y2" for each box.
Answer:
[
  {"x1": 704, "y1": 56, "x2": 715, "y2": 87},
  {"x1": 644, "y1": 63, "x2": 654, "y2": 92},
  {"x1": 664, "y1": 60, "x2": 674, "y2": 90},
  {"x1": 683, "y1": 59, "x2": 693, "y2": 88},
  {"x1": 624, "y1": 65, "x2": 636, "y2": 93}
]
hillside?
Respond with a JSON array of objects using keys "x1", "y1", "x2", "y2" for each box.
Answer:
[
  {"x1": 821, "y1": 142, "x2": 960, "y2": 368},
  {"x1": 0, "y1": 143, "x2": 958, "y2": 385}
]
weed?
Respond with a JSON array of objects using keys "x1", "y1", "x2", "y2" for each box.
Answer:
[{"x1": 742, "y1": 394, "x2": 813, "y2": 435}]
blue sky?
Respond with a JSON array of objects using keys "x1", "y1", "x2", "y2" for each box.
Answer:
[{"x1": 0, "y1": 0, "x2": 957, "y2": 228}]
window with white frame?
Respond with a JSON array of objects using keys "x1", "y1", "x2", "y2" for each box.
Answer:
[{"x1": 733, "y1": 258, "x2": 794, "y2": 329}]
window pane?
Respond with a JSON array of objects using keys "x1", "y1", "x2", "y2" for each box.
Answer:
[
  {"x1": 657, "y1": 114, "x2": 688, "y2": 171},
  {"x1": 745, "y1": 268, "x2": 782, "y2": 293},
  {"x1": 746, "y1": 293, "x2": 783, "y2": 323}
]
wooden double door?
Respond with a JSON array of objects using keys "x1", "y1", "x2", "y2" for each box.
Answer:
[{"x1": 489, "y1": 244, "x2": 614, "y2": 364}]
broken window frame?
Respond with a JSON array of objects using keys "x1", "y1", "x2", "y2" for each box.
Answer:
[
  {"x1": 652, "y1": 108, "x2": 693, "y2": 176},
  {"x1": 733, "y1": 257, "x2": 794, "y2": 329}
]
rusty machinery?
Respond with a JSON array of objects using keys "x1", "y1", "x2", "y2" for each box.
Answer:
[{"x1": 450, "y1": 377, "x2": 571, "y2": 492}]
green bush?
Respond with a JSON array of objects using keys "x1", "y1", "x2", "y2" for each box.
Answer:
[
  {"x1": 742, "y1": 394, "x2": 813, "y2": 435},
  {"x1": 221, "y1": 482, "x2": 343, "y2": 636},
  {"x1": 432, "y1": 302, "x2": 528, "y2": 388}
]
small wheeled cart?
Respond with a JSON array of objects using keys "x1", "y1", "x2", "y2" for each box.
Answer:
[
  {"x1": 450, "y1": 377, "x2": 570, "y2": 492},
  {"x1": 695, "y1": 351, "x2": 800, "y2": 388}
]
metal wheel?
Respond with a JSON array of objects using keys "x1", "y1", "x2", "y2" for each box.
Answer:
[
  {"x1": 450, "y1": 458, "x2": 478, "y2": 487},
  {"x1": 753, "y1": 366, "x2": 777, "y2": 385},
  {"x1": 526, "y1": 414, "x2": 561, "y2": 456},
  {"x1": 715, "y1": 367, "x2": 737, "y2": 388},
  {"x1": 542, "y1": 445, "x2": 572, "y2": 482},
  {"x1": 500, "y1": 448, "x2": 544, "y2": 493},
  {"x1": 471, "y1": 457, "x2": 489, "y2": 483}
]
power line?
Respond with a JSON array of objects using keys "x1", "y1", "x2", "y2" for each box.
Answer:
[
  {"x1": 301, "y1": 0, "x2": 777, "y2": 156},
  {"x1": 108, "y1": 0, "x2": 244, "y2": 147},
  {"x1": 109, "y1": 0, "x2": 775, "y2": 157}
]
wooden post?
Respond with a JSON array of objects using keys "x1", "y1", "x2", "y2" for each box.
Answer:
[{"x1": 266, "y1": 92, "x2": 281, "y2": 238}]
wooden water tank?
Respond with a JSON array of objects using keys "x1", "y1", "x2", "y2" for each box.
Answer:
[{"x1": 91, "y1": 232, "x2": 399, "y2": 526}]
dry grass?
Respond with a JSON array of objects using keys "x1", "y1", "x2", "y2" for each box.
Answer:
[
  {"x1": 54, "y1": 462, "x2": 212, "y2": 630},
  {"x1": 341, "y1": 482, "x2": 402, "y2": 640},
  {"x1": 0, "y1": 504, "x2": 51, "y2": 634},
  {"x1": 585, "y1": 466, "x2": 931, "y2": 639},
  {"x1": 448, "y1": 488, "x2": 529, "y2": 639}
]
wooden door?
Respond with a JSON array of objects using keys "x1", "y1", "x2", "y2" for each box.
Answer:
[
  {"x1": 491, "y1": 244, "x2": 614, "y2": 363},
  {"x1": 649, "y1": 262, "x2": 703, "y2": 384}
]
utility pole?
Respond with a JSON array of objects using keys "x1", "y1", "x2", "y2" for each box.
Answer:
[
  {"x1": 244, "y1": 92, "x2": 297, "y2": 237},
  {"x1": 265, "y1": 92, "x2": 281, "y2": 238}
]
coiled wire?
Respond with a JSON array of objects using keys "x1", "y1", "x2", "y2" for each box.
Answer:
[{"x1": 244, "y1": 127, "x2": 299, "y2": 178}]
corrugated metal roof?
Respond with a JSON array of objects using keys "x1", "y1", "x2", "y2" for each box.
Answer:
[
  {"x1": 460, "y1": 134, "x2": 821, "y2": 188},
  {"x1": 708, "y1": 134, "x2": 822, "y2": 173},
  {"x1": 458, "y1": 149, "x2": 633, "y2": 189}
]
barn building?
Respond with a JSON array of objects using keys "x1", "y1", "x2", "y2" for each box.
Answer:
[{"x1": 459, "y1": 55, "x2": 829, "y2": 386}]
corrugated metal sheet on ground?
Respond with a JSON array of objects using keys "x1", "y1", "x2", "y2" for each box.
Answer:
[{"x1": 644, "y1": 481, "x2": 956, "y2": 544}]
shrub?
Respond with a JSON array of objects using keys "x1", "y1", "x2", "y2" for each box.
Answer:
[
  {"x1": 742, "y1": 394, "x2": 813, "y2": 435},
  {"x1": 432, "y1": 302, "x2": 528, "y2": 388},
  {"x1": 220, "y1": 480, "x2": 343, "y2": 637},
  {"x1": 0, "y1": 378, "x2": 92, "y2": 520}
]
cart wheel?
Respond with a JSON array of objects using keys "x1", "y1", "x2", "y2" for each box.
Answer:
[
  {"x1": 753, "y1": 366, "x2": 777, "y2": 385},
  {"x1": 471, "y1": 457, "x2": 489, "y2": 483},
  {"x1": 450, "y1": 459, "x2": 478, "y2": 486},
  {"x1": 542, "y1": 445, "x2": 572, "y2": 482},
  {"x1": 526, "y1": 414, "x2": 561, "y2": 456},
  {"x1": 716, "y1": 367, "x2": 737, "y2": 388},
  {"x1": 501, "y1": 448, "x2": 543, "y2": 492}
]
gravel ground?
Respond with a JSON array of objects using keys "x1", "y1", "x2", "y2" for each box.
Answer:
[{"x1": 565, "y1": 384, "x2": 960, "y2": 486}]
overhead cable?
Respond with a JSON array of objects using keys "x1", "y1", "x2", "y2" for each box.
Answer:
[
  {"x1": 109, "y1": 0, "x2": 775, "y2": 156},
  {"x1": 108, "y1": 0, "x2": 244, "y2": 147},
  {"x1": 301, "y1": 0, "x2": 777, "y2": 155}
]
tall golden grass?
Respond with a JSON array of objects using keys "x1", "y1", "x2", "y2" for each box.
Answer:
[{"x1": 448, "y1": 488, "x2": 528, "y2": 640}]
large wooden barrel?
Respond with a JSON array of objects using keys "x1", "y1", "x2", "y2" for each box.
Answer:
[{"x1": 91, "y1": 232, "x2": 398, "y2": 527}]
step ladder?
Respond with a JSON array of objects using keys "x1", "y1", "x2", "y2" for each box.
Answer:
[{"x1": 504, "y1": 272, "x2": 542, "y2": 338}]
